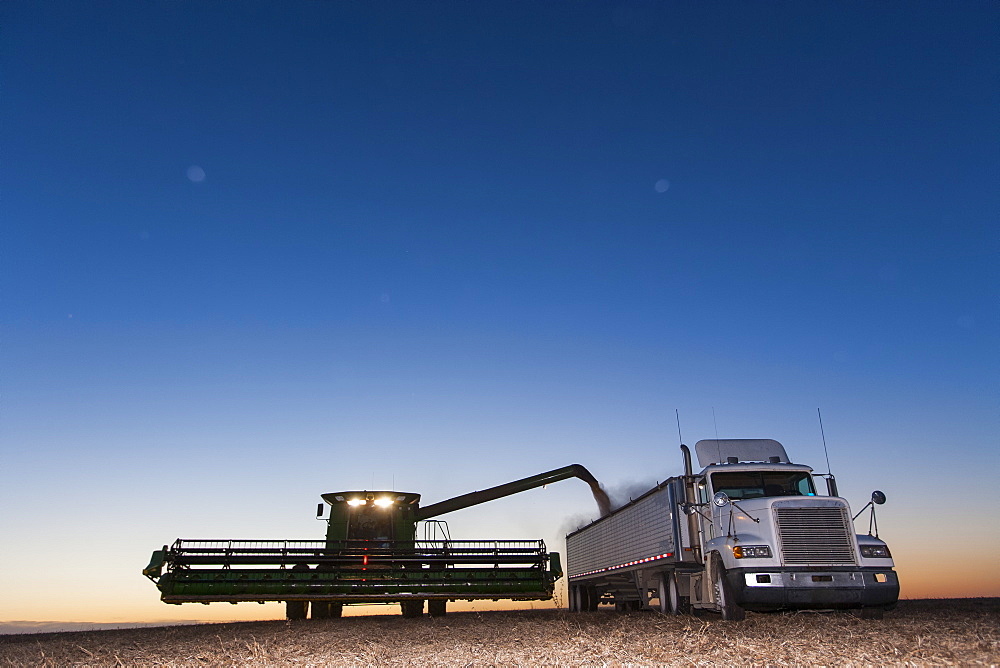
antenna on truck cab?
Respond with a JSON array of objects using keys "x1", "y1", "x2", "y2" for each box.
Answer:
[{"x1": 817, "y1": 408, "x2": 839, "y2": 496}]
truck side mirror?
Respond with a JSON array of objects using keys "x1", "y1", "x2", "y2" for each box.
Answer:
[
  {"x1": 713, "y1": 492, "x2": 731, "y2": 507},
  {"x1": 871, "y1": 490, "x2": 886, "y2": 505}
]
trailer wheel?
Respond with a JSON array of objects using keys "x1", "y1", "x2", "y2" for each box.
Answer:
[
  {"x1": 577, "y1": 586, "x2": 587, "y2": 611},
  {"x1": 711, "y1": 555, "x2": 745, "y2": 621},
  {"x1": 569, "y1": 586, "x2": 579, "y2": 612},
  {"x1": 586, "y1": 586, "x2": 599, "y2": 611},
  {"x1": 428, "y1": 600, "x2": 447, "y2": 617}
]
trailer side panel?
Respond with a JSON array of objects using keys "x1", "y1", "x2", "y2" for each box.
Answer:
[{"x1": 566, "y1": 480, "x2": 681, "y2": 579}]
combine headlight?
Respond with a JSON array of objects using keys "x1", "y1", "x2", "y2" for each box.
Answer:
[
  {"x1": 373, "y1": 497, "x2": 393, "y2": 508},
  {"x1": 347, "y1": 498, "x2": 365, "y2": 507},
  {"x1": 733, "y1": 545, "x2": 772, "y2": 559},
  {"x1": 860, "y1": 545, "x2": 892, "y2": 558}
]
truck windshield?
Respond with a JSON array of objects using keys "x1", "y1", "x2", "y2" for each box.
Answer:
[{"x1": 711, "y1": 471, "x2": 815, "y2": 500}]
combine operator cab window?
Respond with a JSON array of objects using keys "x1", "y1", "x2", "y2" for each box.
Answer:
[
  {"x1": 711, "y1": 471, "x2": 815, "y2": 500},
  {"x1": 348, "y1": 504, "x2": 394, "y2": 542}
]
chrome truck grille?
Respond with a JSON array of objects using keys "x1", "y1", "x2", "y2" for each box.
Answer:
[{"x1": 774, "y1": 507, "x2": 856, "y2": 565}]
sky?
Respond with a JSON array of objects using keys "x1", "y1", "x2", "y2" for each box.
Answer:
[{"x1": 1, "y1": 1, "x2": 997, "y2": 627}]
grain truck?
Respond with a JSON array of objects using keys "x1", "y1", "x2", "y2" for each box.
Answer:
[
  {"x1": 144, "y1": 465, "x2": 605, "y2": 619},
  {"x1": 566, "y1": 439, "x2": 899, "y2": 620}
]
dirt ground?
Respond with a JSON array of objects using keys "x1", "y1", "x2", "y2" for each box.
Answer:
[{"x1": 1, "y1": 598, "x2": 997, "y2": 667}]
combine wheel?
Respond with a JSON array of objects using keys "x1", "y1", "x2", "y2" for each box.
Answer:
[
  {"x1": 286, "y1": 601, "x2": 308, "y2": 620},
  {"x1": 428, "y1": 600, "x2": 447, "y2": 617},
  {"x1": 711, "y1": 555, "x2": 745, "y2": 621},
  {"x1": 400, "y1": 599, "x2": 424, "y2": 618},
  {"x1": 286, "y1": 563, "x2": 312, "y2": 620},
  {"x1": 311, "y1": 602, "x2": 343, "y2": 619}
]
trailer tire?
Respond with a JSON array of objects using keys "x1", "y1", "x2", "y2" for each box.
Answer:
[
  {"x1": 711, "y1": 555, "x2": 745, "y2": 621},
  {"x1": 586, "y1": 586, "x2": 599, "y2": 611},
  {"x1": 569, "y1": 586, "x2": 580, "y2": 612},
  {"x1": 576, "y1": 585, "x2": 590, "y2": 612},
  {"x1": 428, "y1": 600, "x2": 447, "y2": 617}
]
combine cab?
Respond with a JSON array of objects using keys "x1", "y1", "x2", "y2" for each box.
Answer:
[{"x1": 144, "y1": 465, "x2": 602, "y2": 618}]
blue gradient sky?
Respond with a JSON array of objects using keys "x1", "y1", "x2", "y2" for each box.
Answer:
[{"x1": 2, "y1": 1, "x2": 997, "y2": 623}]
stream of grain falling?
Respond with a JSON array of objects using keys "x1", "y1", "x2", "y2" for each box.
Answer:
[{"x1": 588, "y1": 481, "x2": 611, "y2": 516}]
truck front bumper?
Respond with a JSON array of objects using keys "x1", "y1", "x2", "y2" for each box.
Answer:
[{"x1": 728, "y1": 567, "x2": 899, "y2": 611}]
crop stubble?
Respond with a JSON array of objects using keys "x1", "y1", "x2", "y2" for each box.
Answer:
[{"x1": 1, "y1": 599, "x2": 996, "y2": 666}]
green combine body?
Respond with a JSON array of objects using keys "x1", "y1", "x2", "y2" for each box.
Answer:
[{"x1": 144, "y1": 466, "x2": 599, "y2": 619}]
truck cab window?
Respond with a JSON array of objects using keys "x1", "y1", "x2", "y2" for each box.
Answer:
[{"x1": 711, "y1": 471, "x2": 815, "y2": 500}]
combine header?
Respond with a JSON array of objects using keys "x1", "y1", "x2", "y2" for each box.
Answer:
[{"x1": 144, "y1": 465, "x2": 602, "y2": 619}]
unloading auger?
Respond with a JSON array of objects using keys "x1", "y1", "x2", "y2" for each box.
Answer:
[{"x1": 143, "y1": 464, "x2": 603, "y2": 619}]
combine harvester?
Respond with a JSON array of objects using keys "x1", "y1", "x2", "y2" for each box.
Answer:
[
  {"x1": 144, "y1": 465, "x2": 606, "y2": 619},
  {"x1": 566, "y1": 439, "x2": 900, "y2": 620}
]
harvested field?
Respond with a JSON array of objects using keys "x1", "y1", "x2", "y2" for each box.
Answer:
[{"x1": 1, "y1": 599, "x2": 997, "y2": 667}]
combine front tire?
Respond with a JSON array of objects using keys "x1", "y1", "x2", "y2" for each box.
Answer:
[
  {"x1": 428, "y1": 600, "x2": 447, "y2": 617},
  {"x1": 286, "y1": 601, "x2": 308, "y2": 620},
  {"x1": 311, "y1": 602, "x2": 343, "y2": 619},
  {"x1": 400, "y1": 600, "x2": 424, "y2": 618}
]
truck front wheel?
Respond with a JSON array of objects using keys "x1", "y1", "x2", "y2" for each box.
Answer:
[{"x1": 712, "y1": 555, "x2": 745, "y2": 621}]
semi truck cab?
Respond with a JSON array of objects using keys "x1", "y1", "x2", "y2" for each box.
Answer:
[{"x1": 690, "y1": 439, "x2": 899, "y2": 619}]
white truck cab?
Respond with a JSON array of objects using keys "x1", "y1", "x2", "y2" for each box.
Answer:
[{"x1": 688, "y1": 439, "x2": 898, "y2": 619}]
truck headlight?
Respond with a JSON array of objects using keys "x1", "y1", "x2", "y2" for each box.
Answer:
[
  {"x1": 860, "y1": 545, "x2": 891, "y2": 558},
  {"x1": 734, "y1": 545, "x2": 772, "y2": 559}
]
